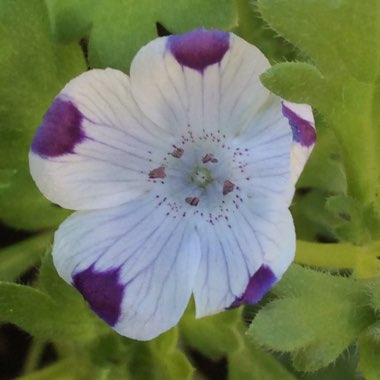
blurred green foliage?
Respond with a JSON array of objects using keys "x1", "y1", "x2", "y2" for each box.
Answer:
[
  {"x1": 45, "y1": 0, "x2": 237, "y2": 72},
  {"x1": 0, "y1": 0, "x2": 83, "y2": 229}
]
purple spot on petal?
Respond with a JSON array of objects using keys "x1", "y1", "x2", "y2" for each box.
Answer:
[
  {"x1": 282, "y1": 104, "x2": 316, "y2": 147},
  {"x1": 230, "y1": 265, "x2": 276, "y2": 308},
  {"x1": 167, "y1": 28, "x2": 230, "y2": 72},
  {"x1": 73, "y1": 266, "x2": 125, "y2": 326},
  {"x1": 31, "y1": 98, "x2": 85, "y2": 157}
]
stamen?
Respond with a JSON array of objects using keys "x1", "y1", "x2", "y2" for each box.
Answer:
[
  {"x1": 171, "y1": 146, "x2": 184, "y2": 158},
  {"x1": 185, "y1": 197, "x2": 200, "y2": 206},
  {"x1": 149, "y1": 166, "x2": 166, "y2": 179},
  {"x1": 202, "y1": 153, "x2": 218, "y2": 163},
  {"x1": 223, "y1": 180, "x2": 235, "y2": 195}
]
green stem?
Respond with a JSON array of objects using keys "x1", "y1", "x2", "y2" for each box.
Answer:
[
  {"x1": 296, "y1": 240, "x2": 380, "y2": 278},
  {"x1": 23, "y1": 340, "x2": 45, "y2": 375},
  {"x1": 17, "y1": 357, "x2": 100, "y2": 380},
  {"x1": 17, "y1": 359, "x2": 75, "y2": 380},
  {"x1": 295, "y1": 240, "x2": 362, "y2": 269},
  {"x1": 0, "y1": 231, "x2": 53, "y2": 282},
  {"x1": 327, "y1": 81, "x2": 380, "y2": 207}
]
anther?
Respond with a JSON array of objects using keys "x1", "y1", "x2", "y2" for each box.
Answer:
[
  {"x1": 202, "y1": 153, "x2": 218, "y2": 163},
  {"x1": 185, "y1": 197, "x2": 200, "y2": 206},
  {"x1": 171, "y1": 146, "x2": 184, "y2": 158},
  {"x1": 149, "y1": 166, "x2": 166, "y2": 179},
  {"x1": 223, "y1": 180, "x2": 235, "y2": 195}
]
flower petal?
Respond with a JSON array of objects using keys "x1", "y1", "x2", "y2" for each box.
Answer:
[
  {"x1": 52, "y1": 194, "x2": 201, "y2": 340},
  {"x1": 282, "y1": 101, "x2": 316, "y2": 183},
  {"x1": 193, "y1": 203, "x2": 295, "y2": 317},
  {"x1": 130, "y1": 29, "x2": 271, "y2": 137},
  {"x1": 29, "y1": 68, "x2": 175, "y2": 210},
  {"x1": 233, "y1": 95, "x2": 295, "y2": 205}
]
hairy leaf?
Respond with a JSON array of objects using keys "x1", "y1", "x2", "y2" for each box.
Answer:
[{"x1": 249, "y1": 265, "x2": 375, "y2": 372}]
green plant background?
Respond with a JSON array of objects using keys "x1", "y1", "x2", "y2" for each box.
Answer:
[{"x1": 1, "y1": 0, "x2": 380, "y2": 379}]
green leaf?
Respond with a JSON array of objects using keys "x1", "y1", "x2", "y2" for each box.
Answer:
[
  {"x1": 45, "y1": 0, "x2": 97, "y2": 41},
  {"x1": 236, "y1": 0, "x2": 297, "y2": 63},
  {"x1": 0, "y1": 232, "x2": 51, "y2": 281},
  {"x1": 38, "y1": 253, "x2": 109, "y2": 339},
  {"x1": 292, "y1": 191, "x2": 378, "y2": 246},
  {"x1": 291, "y1": 190, "x2": 337, "y2": 242},
  {"x1": 126, "y1": 328, "x2": 193, "y2": 380},
  {"x1": 0, "y1": 0, "x2": 86, "y2": 230},
  {"x1": 38, "y1": 253, "x2": 84, "y2": 306},
  {"x1": 149, "y1": 328, "x2": 193, "y2": 380},
  {"x1": 228, "y1": 341, "x2": 298, "y2": 380},
  {"x1": 0, "y1": 282, "x2": 95, "y2": 342},
  {"x1": 259, "y1": 0, "x2": 380, "y2": 79},
  {"x1": 258, "y1": 0, "x2": 380, "y2": 215},
  {"x1": 248, "y1": 265, "x2": 375, "y2": 372},
  {"x1": 180, "y1": 301, "x2": 242, "y2": 359},
  {"x1": 46, "y1": 0, "x2": 237, "y2": 72},
  {"x1": 297, "y1": 151, "x2": 346, "y2": 196},
  {"x1": 365, "y1": 276, "x2": 380, "y2": 311},
  {"x1": 0, "y1": 254, "x2": 101, "y2": 342},
  {"x1": 261, "y1": 62, "x2": 326, "y2": 108},
  {"x1": 325, "y1": 195, "x2": 376, "y2": 245},
  {"x1": 0, "y1": 282, "x2": 56, "y2": 338},
  {"x1": 295, "y1": 117, "x2": 347, "y2": 195},
  {"x1": 358, "y1": 336, "x2": 380, "y2": 380}
]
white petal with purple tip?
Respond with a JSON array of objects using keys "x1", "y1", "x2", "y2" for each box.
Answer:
[
  {"x1": 30, "y1": 69, "x2": 174, "y2": 210},
  {"x1": 193, "y1": 204, "x2": 295, "y2": 317},
  {"x1": 130, "y1": 29, "x2": 271, "y2": 138},
  {"x1": 53, "y1": 194, "x2": 201, "y2": 340},
  {"x1": 282, "y1": 101, "x2": 316, "y2": 183},
  {"x1": 233, "y1": 95, "x2": 294, "y2": 205}
]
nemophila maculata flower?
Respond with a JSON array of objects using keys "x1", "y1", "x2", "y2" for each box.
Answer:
[{"x1": 29, "y1": 29, "x2": 315, "y2": 340}]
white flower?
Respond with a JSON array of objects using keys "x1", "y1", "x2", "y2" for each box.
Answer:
[{"x1": 29, "y1": 29, "x2": 315, "y2": 340}]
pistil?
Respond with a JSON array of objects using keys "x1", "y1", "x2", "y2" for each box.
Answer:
[{"x1": 190, "y1": 166, "x2": 213, "y2": 188}]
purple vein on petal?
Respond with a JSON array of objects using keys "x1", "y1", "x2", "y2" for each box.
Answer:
[
  {"x1": 282, "y1": 103, "x2": 316, "y2": 148},
  {"x1": 31, "y1": 98, "x2": 85, "y2": 157},
  {"x1": 73, "y1": 265, "x2": 125, "y2": 326},
  {"x1": 167, "y1": 28, "x2": 230, "y2": 72}
]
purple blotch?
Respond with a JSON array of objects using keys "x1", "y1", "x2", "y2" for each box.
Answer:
[
  {"x1": 31, "y1": 98, "x2": 85, "y2": 157},
  {"x1": 282, "y1": 104, "x2": 316, "y2": 148},
  {"x1": 230, "y1": 265, "x2": 276, "y2": 308},
  {"x1": 73, "y1": 266, "x2": 125, "y2": 326},
  {"x1": 167, "y1": 28, "x2": 230, "y2": 72}
]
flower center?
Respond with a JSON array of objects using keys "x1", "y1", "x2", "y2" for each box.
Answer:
[
  {"x1": 190, "y1": 165, "x2": 213, "y2": 188},
  {"x1": 146, "y1": 129, "x2": 251, "y2": 226}
]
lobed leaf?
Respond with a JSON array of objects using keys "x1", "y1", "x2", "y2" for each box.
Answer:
[{"x1": 249, "y1": 265, "x2": 375, "y2": 372}]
